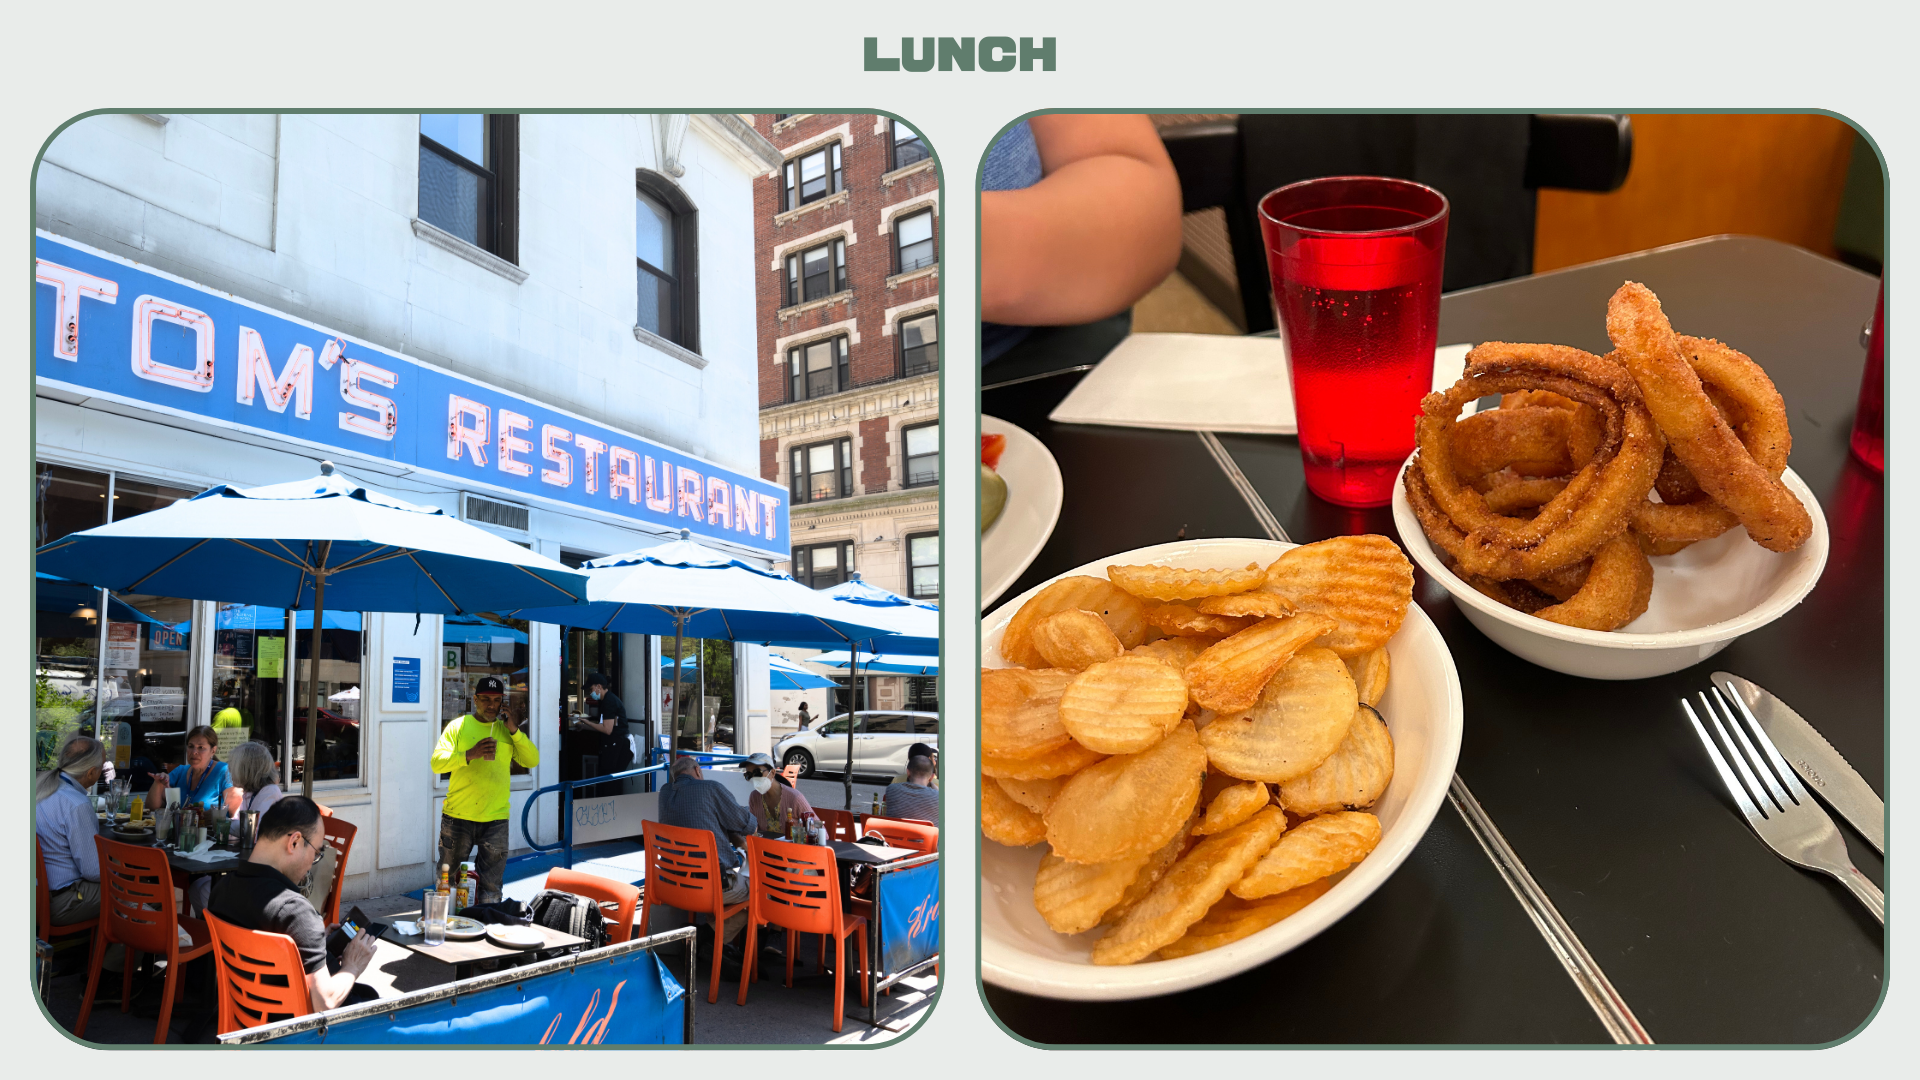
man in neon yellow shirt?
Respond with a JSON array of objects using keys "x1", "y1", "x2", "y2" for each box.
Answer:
[{"x1": 429, "y1": 676, "x2": 537, "y2": 904}]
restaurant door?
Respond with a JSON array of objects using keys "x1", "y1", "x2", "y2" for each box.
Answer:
[
  {"x1": 664, "y1": 639, "x2": 736, "y2": 752},
  {"x1": 561, "y1": 627, "x2": 626, "y2": 786}
]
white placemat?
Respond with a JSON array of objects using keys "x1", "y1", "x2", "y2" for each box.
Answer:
[{"x1": 1048, "y1": 334, "x2": 1471, "y2": 435}]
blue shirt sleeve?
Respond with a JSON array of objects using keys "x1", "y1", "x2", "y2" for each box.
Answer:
[{"x1": 67, "y1": 793, "x2": 101, "y2": 882}]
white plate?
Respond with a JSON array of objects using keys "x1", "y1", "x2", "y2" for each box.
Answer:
[
  {"x1": 486, "y1": 924, "x2": 546, "y2": 950},
  {"x1": 1391, "y1": 459, "x2": 1829, "y2": 680},
  {"x1": 980, "y1": 415, "x2": 1064, "y2": 610},
  {"x1": 444, "y1": 916, "x2": 487, "y2": 940},
  {"x1": 980, "y1": 537, "x2": 1464, "y2": 1000}
]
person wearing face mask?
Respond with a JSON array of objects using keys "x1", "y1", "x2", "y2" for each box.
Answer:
[
  {"x1": 574, "y1": 672, "x2": 632, "y2": 795},
  {"x1": 742, "y1": 752, "x2": 812, "y2": 836}
]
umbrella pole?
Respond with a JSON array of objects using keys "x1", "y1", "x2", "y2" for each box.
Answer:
[
  {"x1": 303, "y1": 542, "x2": 330, "y2": 797},
  {"x1": 283, "y1": 608, "x2": 297, "y2": 787},
  {"x1": 669, "y1": 616, "x2": 687, "y2": 763},
  {"x1": 846, "y1": 647, "x2": 858, "y2": 812}
]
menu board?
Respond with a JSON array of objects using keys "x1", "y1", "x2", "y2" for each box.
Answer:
[
  {"x1": 105, "y1": 621, "x2": 140, "y2": 669},
  {"x1": 258, "y1": 636, "x2": 285, "y2": 678}
]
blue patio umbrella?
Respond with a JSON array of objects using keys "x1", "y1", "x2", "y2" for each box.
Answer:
[
  {"x1": 769, "y1": 653, "x2": 837, "y2": 691},
  {"x1": 808, "y1": 650, "x2": 940, "y2": 677},
  {"x1": 36, "y1": 462, "x2": 589, "y2": 793},
  {"x1": 35, "y1": 572, "x2": 161, "y2": 625},
  {"x1": 500, "y1": 532, "x2": 899, "y2": 798},
  {"x1": 442, "y1": 612, "x2": 529, "y2": 645}
]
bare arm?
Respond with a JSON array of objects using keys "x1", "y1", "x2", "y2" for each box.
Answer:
[
  {"x1": 306, "y1": 931, "x2": 377, "y2": 1013},
  {"x1": 980, "y1": 115, "x2": 1183, "y2": 326}
]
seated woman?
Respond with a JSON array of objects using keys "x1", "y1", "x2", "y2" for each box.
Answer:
[
  {"x1": 228, "y1": 740, "x2": 284, "y2": 816},
  {"x1": 742, "y1": 752, "x2": 812, "y2": 836},
  {"x1": 149, "y1": 724, "x2": 242, "y2": 815}
]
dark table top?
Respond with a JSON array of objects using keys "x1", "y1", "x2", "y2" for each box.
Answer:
[{"x1": 980, "y1": 237, "x2": 1883, "y2": 1045}]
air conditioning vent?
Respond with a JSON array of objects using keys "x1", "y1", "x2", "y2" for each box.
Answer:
[{"x1": 465, "y1": 495, "x2": 529, "y2": 533}]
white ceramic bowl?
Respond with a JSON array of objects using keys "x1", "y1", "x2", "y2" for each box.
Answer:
[
  {"x1": 980, "y1": 538, "x2": 1464, "y2": 1000},
  {"x1": 1390, "y1": 461, "x2": 1829, "y2": 681}
]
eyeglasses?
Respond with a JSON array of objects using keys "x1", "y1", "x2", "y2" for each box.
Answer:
[{"x1": 296, "y1": 830, "x2": 326, "y2": 866}]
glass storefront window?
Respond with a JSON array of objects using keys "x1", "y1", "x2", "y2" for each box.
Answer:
[
  {"x1": 441, "y1": 613, "x2": 532, "y2": 778},
  {"x1": 109, "y1": 592, "x2": 195, "y2": 791},
  {"x1": 291, "y1": 612, "x2": 363, "y2": 784},
  {"x1": 35, "y1": 465, "x2": 109, "y2": 770},
  {"x1": 562, "y1": 627, "x2": 624, "y2": 781}
]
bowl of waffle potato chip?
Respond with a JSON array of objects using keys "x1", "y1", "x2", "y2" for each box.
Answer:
[{"x1": 980, "y1": 536, "x2": 1463, "y2": 999}]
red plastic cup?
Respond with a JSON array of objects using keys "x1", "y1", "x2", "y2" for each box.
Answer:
[
  {"x1": 1259, "y1": 177, "x2": 1449, "y2": 507},
  {"x1": 1849, "y1": 285, "x2": 1883, "y2": 473}
]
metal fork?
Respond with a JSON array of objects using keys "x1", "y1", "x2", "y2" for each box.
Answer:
[{"x1": 1682, "y1": 685, "x2": 1884, "y2": 923}]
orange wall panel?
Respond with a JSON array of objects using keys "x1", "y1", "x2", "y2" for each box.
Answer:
[{"x1": 1534, "y1": 114, "x2": 1856, "y2": 273}]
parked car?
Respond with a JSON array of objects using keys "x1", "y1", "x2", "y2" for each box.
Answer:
[{"x1": 775, "y1": 711, "x2": 937, "y2": 780}]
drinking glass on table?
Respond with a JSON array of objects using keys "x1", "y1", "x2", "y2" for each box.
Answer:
[
  {"x1": 1258, "y1": 176, "x2": 1449, "y2": 507},
  {"x1": 423, "y1": 890, "x2": 449, "y2": 946}
]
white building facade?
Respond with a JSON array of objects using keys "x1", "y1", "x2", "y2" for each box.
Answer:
[{"x1": 33, "y1": 112, "x2": 786, "y2": 901}]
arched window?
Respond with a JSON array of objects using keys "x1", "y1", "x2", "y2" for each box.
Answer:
[{"x1": 635, "y1": 171, "x2": 698, "y2": 352}]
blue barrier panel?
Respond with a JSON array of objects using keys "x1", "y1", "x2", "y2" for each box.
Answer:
[
  {"x1": 875, "y1": 859, "x2": 940, "y2": 976},
  {"x1": 264, "y1": 948, "x2": 686, "y2": 1045}
]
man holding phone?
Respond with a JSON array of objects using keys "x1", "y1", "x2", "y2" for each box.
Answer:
[{"x1": 430, "y1": 676, "x2": 538, "y2": 904}]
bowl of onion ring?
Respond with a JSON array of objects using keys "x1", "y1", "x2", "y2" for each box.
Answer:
[{"x1": 1392, "y1": 459, "x2": 1828, "y2": 680}]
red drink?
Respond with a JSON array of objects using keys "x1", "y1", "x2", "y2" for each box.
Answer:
[
  {"x1": 1849, "y1": 285, "x2": 1883, "y2": 473},
  {"x1": 1260, "y1": 179, "x2": 1448, "y2": 507}
]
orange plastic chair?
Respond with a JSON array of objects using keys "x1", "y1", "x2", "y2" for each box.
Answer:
[
  {"x1": 545, "y1": 867, "x2": 640, "y2": 944},
  {"x1": 815, "y1": 808, "x2": 859, "y2": 843},
  {"x1": 319, "y1": 816, "x2": 356, "y2": 926},
  {"x1": 780, "y1": 764, "x2": 802, "y2": 784},
  {"x1": 77, "y1": 836, "x2": 213, "y2": 1043},
  {"x1": 858, "y1": 817, "x2": 939, "y2": 856},
  {"x1": 36, "y1": 837, "x2": 99, "y2": 947},
  {"x1": 641, "y1": 821, "x2": 749, "y2": 1004},
  {"x1": 737, "y1": 836, "x2": 870, "y2": 1033},
  {"x1": 204, "y1": 911, "x2": 314, "y2": 1034}
]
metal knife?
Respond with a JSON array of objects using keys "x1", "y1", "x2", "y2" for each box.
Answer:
[{"x1": 1713, "y1": 671, "x2": 1884, "y2": 854}]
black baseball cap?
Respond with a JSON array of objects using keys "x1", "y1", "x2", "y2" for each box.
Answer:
[{"x1": 475, "y1": 676, "x2": 506, "y2": 696}]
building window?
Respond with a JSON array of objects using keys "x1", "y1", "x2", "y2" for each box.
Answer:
[
  {"x1": 895, "y1": 209, "x2": 935, "y2": 274},
  {"x1": 792, "y1": 541, "x2": 854, "y2": 590},
  {"x1": 784, "y1": 239, "x2": 847, "y2": 306},
  {"x1": 891, "y1": 120, "x2": 929, "y2": 170},
  {"x1": 419, "y1": 114, "x2": 518, "y2": 262},
  {"x1": 899, "y1": 312, "x2": 938, "y2": 377},
  {"x1": 635, "y1": 172, "x2": 699, "y2": 351},
  {"x1": 907, "y1": 533, "x2": 939, "y2": 600},
  {"x1": 902, "y1": 422, "x2": 939, "y2": 488},
  {"x1": 782, "y1": 142, "x2": 843, "y2": 210},
  {"x1": 788, "y1": 335, "x2": 850, "y2": 402},
  {"x1": 789, "y1": 437, "x2": 854, "y2": 504}
]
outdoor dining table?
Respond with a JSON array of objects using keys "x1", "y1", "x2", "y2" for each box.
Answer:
[
  {"x1": 980, "y1": 237, "x2": 1884, "y2": 1045},
  {"x1": 380, "y1": 921, "x2": 590, "y2": 983}
]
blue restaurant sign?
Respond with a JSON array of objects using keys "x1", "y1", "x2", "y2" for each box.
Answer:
[{"x1": 34, "y1": 233, "x2": 788, "y2": 559}]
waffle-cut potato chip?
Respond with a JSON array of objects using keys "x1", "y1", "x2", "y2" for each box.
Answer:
[
  {"x1": 1183, "y1": 613, "x2": 1339, "y2": 713},
  {"x1": 1277, "y1": 705, "x2": 1395, "y2": 815},
  {"x1": 1045, "y1": 721, "x2": 1206, "y2": 864},
  {"x1": 1001, "y1": 577, "x2": 1151, "y2": 667},
  {"x1": 1195, "y1": 593, "x2": 1297, "y2": 620},
  {"x1": 1194, "y1": 779, "x2": 1271, "y2": 835},
  {"x1": 981, "y1": 739, "x2": 1107, "y2": 780},
  {"x1": 1157, "y1": 878, "x2": 1335, "y2": 959},
  {"x1": 1199, "y1": 647, "x2": 1357, "y2": 783},
  {"x1": 1090, "y1": 806, "x2": 1288, "y2": 965},
  {"x1": 1232, "y1": 811, "x2": 1382, "y2": 899},
  {"x1": 1033, "y1": 851, "x2": 1149, "y2": 935},
  {"x1": 995, "y1": 775, "x2": 1065, "y2": 815},
  {"x1": 1102, "y1": 810, "x2": 1197, "y2": 926},
  {"x1": 1199, "y1": 767, "x2": 1244, "y2": 806},
  {"x1": 980, "y1": 667, "x2": 1076, "y2": 760},
  {"x1": 1032, "y1": 609, "x2": 1125, "y2": 673},
  {"x1": 1129, "y1": 637, "x2": 1212, "y2": 669},
  {"x1": 980, "y1": 773, "x2": 1048, "y2": 846},
  {"x1": 1260, "y1": 536, "x2": 1413, "y2": 658},
  {"x1": 1059, "y1": 656, "x2": 1189, "y2": 754},
  {"x1": 1108, "y1": 563, "x2": 1266, "y2": 602},
  {"x1": 1345, "y1": 647, "x2": 1391, "y2": 707},
  {"x1": 1147, "y1": 604, "x2": 1256, "y2": 638}
]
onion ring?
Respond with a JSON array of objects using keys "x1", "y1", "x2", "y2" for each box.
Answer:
[
  {"x1": 1529, "y1": 533, "x2": 1652, "y2": 631},
  {"x1": 1606, "y1": 283, "x2": 1811, "y2": 552},
  {"x1": 1414, "y1": 343, "x2": 1664, "y2": 580},
  {"x1": 1451, "y1": 407, "x2": 1578, "y2": 479}
]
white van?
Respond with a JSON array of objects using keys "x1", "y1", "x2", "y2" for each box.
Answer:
[{"x1": 774, "y1": 711, "x2": 938, "y2": 781}]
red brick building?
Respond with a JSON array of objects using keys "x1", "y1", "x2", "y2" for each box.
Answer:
[{"x1": 754, "y1": 114, "x2": 940, "y2": 618}]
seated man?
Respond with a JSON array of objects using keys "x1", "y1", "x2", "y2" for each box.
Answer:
[
  {"x1": 35, "y1": 734, "x2": 125, "y2": 975},
  {"x1": 881, "y1": 755, "x2": 940, "y2": 826},
  {"x1": 655, "y1": 755, "x2": 754, "y2": 955},
  {"x1": 207, "y1": 796, "x2": 378, "y2": 1015},
  {"x1": 742, "y1": 752, "x2": 812, "y2": 836},
  {"x1": 907, "y1": 742, "x2": 940, "y2": 787}
]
